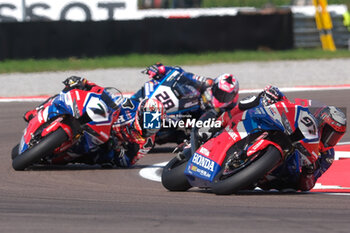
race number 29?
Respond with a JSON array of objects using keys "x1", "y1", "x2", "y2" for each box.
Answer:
[{"x1": 155, "y1": 91, "x2": 175, "y2": 110}]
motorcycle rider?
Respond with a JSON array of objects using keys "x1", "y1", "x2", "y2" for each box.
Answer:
[
  {"x1": 135, "y1": 63, "x2": 240, "y2": 145},
  {"x1": 134, "y1": 63, "x2": 239, "y2": 112},
  {"x1": 23, "y1": 76, "x2": 165, "y2": 168},
  {"x1": 199, "y1": 85, "x2": 347, "y2": 192},
  {"x1": 24, "y1": 76, "x2": 104, "y2": 122},
  {"x1": 133, "y1": 62, "x2": 213, "y2": 99},
  {"x1": 260, "y1": 104, "x2": 347, "y2": 192},
  {"x1": 96, "y1": 97, "x2": 165, "y2": 168}
]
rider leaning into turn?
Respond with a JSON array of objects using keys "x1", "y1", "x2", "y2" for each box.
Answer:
[
  {"x1": 133, "y1": 63, "x2": 240, "y2": 113},
  {"x1": 260, "y1": 102, "x2": 347, "y2": 192},
  {"x1": 23, "y1": 76, "x2": 165, "y2": 168},
  {"x1": 132, "y1": 62, "x2": 213, "y2": 102},
  {"x1": 201, "y1": 85, "x2": 347, "y2": 192}
]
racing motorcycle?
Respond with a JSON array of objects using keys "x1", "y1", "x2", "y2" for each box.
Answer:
[
  {"x1": 11, "y1": 87, "x2": 122, "y2": 171},
  {"x1": 161, "y1": 97, "x2": 319, "y2": 195},
  {"x1": 131, "y1": 69, "x2": 207, "y2": 144}
]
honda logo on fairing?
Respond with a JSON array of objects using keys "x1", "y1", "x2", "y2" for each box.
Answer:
[{"x1": 192, "y1": 153, "x2": 214, "y2": 172}]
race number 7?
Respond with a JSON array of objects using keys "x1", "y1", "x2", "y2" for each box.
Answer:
[{"x1": 155, "y1": 91, "x2": 175, "y2": 110}]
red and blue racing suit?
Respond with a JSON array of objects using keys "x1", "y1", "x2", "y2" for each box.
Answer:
[{"x1": 216, "y1": 93, "x2": 333, "y2": 191}]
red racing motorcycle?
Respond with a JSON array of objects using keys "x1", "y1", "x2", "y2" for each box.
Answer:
[
  {"x1": 11, "y1": 87, "x2": 122, "y2": 171},
  {"x1": 161, "y1": 98, "x2": 319, "y2": 195}
]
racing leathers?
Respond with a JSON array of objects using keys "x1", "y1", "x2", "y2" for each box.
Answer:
[
  {"x1": 132, "y1": 64, "x2": 213, "y2": 105},
  {"x1": 50, "y1": 97, "x2": 155, "y2": 168},
  {"x1": 132, "y1": 64, "x2": 216, "y2": 145},
  {"x1": 99, "y1": 97, "x2": 156, "y2": 167},
  {"x1": 199, "y1": 86, "x2": 331, "y2": 192},
  {"x1": 23, "y1": 76, "x2": 154, "y2": 168}
]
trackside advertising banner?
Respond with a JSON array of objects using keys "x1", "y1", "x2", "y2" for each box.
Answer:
[{"x1": 0, "y1": 0, "x2": 137, "y2": 22}]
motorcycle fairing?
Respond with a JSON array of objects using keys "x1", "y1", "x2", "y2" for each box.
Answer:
[
  {"x1": 114, "y1": 98, "x2": 138, "y2": 126},
  {"x1": 185, "y1": 152, "x2": 221, "y2": 187},
  {"x1": 132, "y1": 69, "x2": 202, "y2": 115},
  {"x1": 184, "y1": 99, "x2": 318, "y2": 188},
  {"x1": 184, "y1": 128, "x2": 242, "y2": 186},
  {"x1": 19, "y1": 89, "x2": 116, "y2": 156}
]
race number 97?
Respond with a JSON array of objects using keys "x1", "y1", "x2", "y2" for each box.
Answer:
[{"x1": 155, "y1": 91, "x2": 175, "y2": 110}]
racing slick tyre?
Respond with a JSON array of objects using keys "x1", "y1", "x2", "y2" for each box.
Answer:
[
  {"x1": 11, "y1": 144, "x2": 19, "y2": 159},
  {"x1": 211, "y1": 146, "x2": 282, "y2": 195},
  {"x1": 12, "y1": 128, "x2": 69, "y2": 171},
  {"x1": 162, "y1": 156, "x2": 192, "y2": 191}
]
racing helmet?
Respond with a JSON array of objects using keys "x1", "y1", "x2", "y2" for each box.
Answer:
[
  {"x1": 211, "y1": 73, "x2": 239, "y2": 108},
  {"x1": 262, "y1": 85, "x2": 285, "y2": 106},
  {"x1": 314, "y1": 106, "x2": 347, "y2": 151},
  {"x1": 134, "y1": 98, "x2": 165, "y2": 138}
]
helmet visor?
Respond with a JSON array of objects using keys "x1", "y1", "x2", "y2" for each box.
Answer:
[
  {"x1": 212, "y1": 85, "x2": 236, "y2": 104},
  {"x1": 321, "y1": 124, "x2": 344, "y2": 147}
]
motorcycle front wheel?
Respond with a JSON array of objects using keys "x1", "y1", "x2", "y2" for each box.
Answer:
[
  {"x1": 211, "y1": 146, "x2": 282, "y2": 195},
  {"x1": 161, "y1": 155, "x2": 192, "y2": 192},
  {"x1": 11, "y1": 144, "x2": 19, "y2": 159},
  {"x1": 12, "y1": 128, "x2": 69, "y2": 171}
]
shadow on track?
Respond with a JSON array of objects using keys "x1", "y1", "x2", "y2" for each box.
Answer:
[
  {"x1": 186, "y1": 187, "x2": 310, "y2": 196},
  {"x1": 20, "y1": 162, "x2": 166, "y2": 171}
]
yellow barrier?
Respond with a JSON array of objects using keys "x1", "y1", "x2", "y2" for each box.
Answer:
[{"x1": 312, "y1": 0, "x2": 336, "y2": 51}]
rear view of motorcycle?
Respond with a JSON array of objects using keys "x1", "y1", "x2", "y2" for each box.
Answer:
[
  {"x1": 162, "y1": 98, "x2": 319, "y2": 195},
  {"x1": 12, "y1": 87, "x2": 121, "y2": 171}
]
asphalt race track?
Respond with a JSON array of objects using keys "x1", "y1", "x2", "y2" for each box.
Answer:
[{"x1": 1, "y1": 89, "x2": 350, "y2": 233}]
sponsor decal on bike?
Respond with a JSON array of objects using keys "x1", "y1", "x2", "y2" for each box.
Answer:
[
  {"x1": 225, "y1": 126, "x2": 239, "y2": 141},
  {"x1": 166, "y1": 70, "x2": 180, "y2": 82},
  {"x1": 189, "y1": 164, "x2": 211, "y2": 179},
  {"x1": 183, "y1": 100, "x2": 199, "y2": 108},
  {"x1": 192, "y1": 153, "x2": 214, "y2": 172},
  {"x1": 247, "y1": 139, "x2": 265, "y2": 157},
  {"x1": 185, "y1": 152, "x2": 220, "y2": 181},
  {"x1": 199, "y1": 147, "x2": 210, "y2": 157}
]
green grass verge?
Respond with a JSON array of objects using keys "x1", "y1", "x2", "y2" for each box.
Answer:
[{"x1": 1, "y1": 49, "x2": 350, "y2": 74}]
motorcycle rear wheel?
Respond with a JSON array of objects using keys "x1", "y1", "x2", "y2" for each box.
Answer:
[
  {"x1": 12, "y1": 128, "x2": 68, "y2": 171},
  {"x1": 211, "y1": 146, "x2": 282, "y2": 195},
  {"x1": 162, "y1": 156, "x2": 192, "y2": 191}
]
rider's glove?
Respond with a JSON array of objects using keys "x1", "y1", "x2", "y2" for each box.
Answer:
[
  {"x1": 63, "y1": 76, "x2": 87, "y2": 89},
  {"x1": 113, "y1": 148, "x2": 131, "y2": 168},
  {"x1": 198, "y1": 127, "x2": 213, "y2": 141},
  {"x1": 298, "y1": 164, "x2": 316, "y2": 191},
  {"x1": 262, "y1": 85, "x2": 285, "y2": 106},
  {"x1": 144, "y1": 63, "x2": 166, "y2": 80}
]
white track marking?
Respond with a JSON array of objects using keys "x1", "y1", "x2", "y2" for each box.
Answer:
[{"x1": 139, "y1": 162, "x2": 167, "y2": 182}]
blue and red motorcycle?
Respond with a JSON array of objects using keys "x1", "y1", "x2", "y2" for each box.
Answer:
[
  {"x1": 161, "y1": 97, "x2": 320, "y2": 195},
  {"x1": 11, "y1": 86, "x2": 122, "y2": 171},
  {"x1": 131, "y1": 68, "x2": 208, "y2": 145}
]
